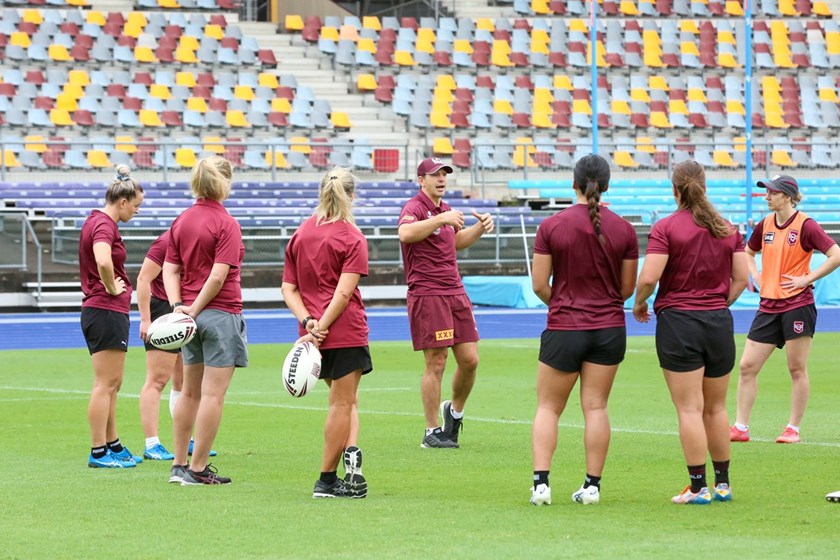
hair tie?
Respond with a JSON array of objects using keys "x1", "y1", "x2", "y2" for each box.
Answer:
[
  {"x1": 117, "y1": 173, "x2": 130, "y2": 182},
  {"x1": 329, "y1": 175, "x2": 338, "y2": 180}
]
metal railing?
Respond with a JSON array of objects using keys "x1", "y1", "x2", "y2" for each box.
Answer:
[{"x1": 0, "y1": 211, "x2": 43, "y2": 301}]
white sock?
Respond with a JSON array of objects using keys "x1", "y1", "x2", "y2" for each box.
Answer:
[
  {"x1": 169, "y1": 388, "x2": 181, "y2": 419},
  {"x1": 425, "y1": 427, "x2": 440, "y2": 435},
  {"x1": 450, "y1": 407, "x2": 464, "y2": 419},
  {"x1": 787, "y1": 424, "x2": 800, "y2": 433},
  {"x1": 734, "y1": 422, "x2": 748, "y2": 431},
  {"x1": 145, "y1": 436, "x2": 160, "y2": 449}
]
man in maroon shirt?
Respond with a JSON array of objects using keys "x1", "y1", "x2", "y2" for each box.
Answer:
[{"x1": 399, "y1": 157, "x2": 494, "y2": 448}]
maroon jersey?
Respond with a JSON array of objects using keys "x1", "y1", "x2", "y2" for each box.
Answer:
[
  {"x1": 647, "y1": 209, "x2": 745, "y2": 313},
  {"x1": 534, "y1": 204, "x2": 639, "y2": 330},
  {"x1": 145, "y1": 230, "x2": 169, "y2": 301},
  {"x1": 283, "y1": 216, "x2": 369, "y2": 349},
  {"x1": 79, "y1": 209, "x2": 131, "y2": 312},
  {"x1": 398, "y1": 190, "x2": 464, "y2": 296},
  {"x1": 748, "y1": 213, "x2": 836, "y2": 313},
  {"x1": 167, "y1": 198, "x2": 244, "y2": 313}
]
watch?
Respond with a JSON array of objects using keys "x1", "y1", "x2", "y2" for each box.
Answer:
[
  {"x1": 301, "y1": 316, "x2": 313, "y2": 329},
  {"x1": 171, "y1": 302, "x2": 183, "y2": 310}
]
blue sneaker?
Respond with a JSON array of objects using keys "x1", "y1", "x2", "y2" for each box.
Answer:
[
  {"x1": 111, "y1": 446, "x2": 143, "y2": 464},
  {"x1": 671, "y1": 485, "x2": 711, "y2": 505},
  {"x1": 88, "y1": 449, "x2": 136, "y2": 468},
  {"x1": 188, "y1": 439, "x2": 217, "y2": 457},
  {"x1": 712, "y1": 483, "x2": 732, "y2": 502},
  {"x1": 144, "y1": 443, "x2": 175, "y2": 461}
]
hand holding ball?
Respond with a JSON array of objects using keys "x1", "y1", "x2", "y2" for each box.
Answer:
[
  {"x1": 147, "y1": 312, "x2": 197, "y2": 350},
  {"x1": 282, "y1": 341, "x2": 321, "y2": 397}
]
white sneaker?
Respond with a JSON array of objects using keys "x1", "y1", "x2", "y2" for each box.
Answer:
[
  {"x1": 530, "y1": 483, "x2": 552, "y2": 506},
  {"x1": 571, "y1": 485, "x2": 600, "y2": 505},
  {"x1": 827, "y1": 490, "x2": 840, "y2": 503}
]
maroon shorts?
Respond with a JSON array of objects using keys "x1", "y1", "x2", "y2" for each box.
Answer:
[{"x1": 406, "y1": 293, "x2": 479, "y2": 351}]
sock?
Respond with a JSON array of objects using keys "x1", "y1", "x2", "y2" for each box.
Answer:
[
  {"x1": 533, "y1": 470, "x2": 549, "y2": 489},
  {"x1": 734, "y1": 422, "x2": 748, "y2": 431},
  {"x1": 425, "y1": 427, "x2": 440, "y2": 436},
  {"x1": 169, "y1": 389, "x2": 181, "y2": 418},
  {"x1": 106, "y1": 439, "x2": 124, "y2": 453},
  {"x1": 320, "y1": 471, "x2": 338, "y2": 484},
  {"x1": 584, "y1": 473, "x2": 601, "y2": 490},
  {"x1": 688, "y1": 464, "x2": 707, "y2": 493},
  {"x1": 713, "y1": 460, "x2": 730, "y2": 486},
  {"x1": 145, "y1": 436, "x2": 160, "y2": 449},
  {"x1": 91, "y1": 445, "x2": 107, "y2": 459},
  {"x1": 787, "y1": 424, "x2": 800, "y2": 433},
  {"x1": 450, "y1": 407, "x2": 463, "y2": 419}
]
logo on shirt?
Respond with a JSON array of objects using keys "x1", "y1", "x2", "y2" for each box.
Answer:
[
  {"x1": 793, "y1": 321, "x2": 804, "y2": 334},
  {"x1": 787, "y1": 229, "x2": 799, "y2": 246},
  {"x1": 428, "y1": 210, "x2": 442, "y2": 236},
  {"x1": 400, "y1": 215, "x2": 416, "y2": 223},
  {"x1": 763, "y1": 232, "x2": 775, "y2": 244},
  {"x1": 435, "y1": 329, "x2": 454, "y2": 341}
]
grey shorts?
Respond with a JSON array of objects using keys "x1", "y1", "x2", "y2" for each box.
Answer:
[{"x1": 182, "y1": 309, "x2": 248, "y2": 368}]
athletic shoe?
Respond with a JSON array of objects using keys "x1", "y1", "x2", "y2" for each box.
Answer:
[
  {"x1": 343, "y1": 446, "x2": 367, "y2": 498},
  {"x1": 111, "y1": 446, "x2": 143, "y2": 464},
  {"x1": 571, "y1": 485, "x2": 600, "y2": 505},
  {"x1": 88, "y1": 450, "x2": 136, "y2": 469},
  {"x1": 144, "y1": 443, "x2": 175, "y2": 461},
  {"x1": 181, "y1": 464, "x2": 231, "y2": 485},
  {"x1": 188, "y1": 439, "x2": 217, "y2": 457},
  {"x1": 729, "y1": 425, "x2": 750, "y2": 442},
  {"x1": 826, "y1": 490, "x2": 840, "y2": 503},
  {"x1": 671, "y1": 485, "x2": 712, "y2": 505},
  {"x1": 713, "y1": 483, "x2": 732, "y2": 502},
  {"x1": 421, "y1": 427, "x2": 459, "y2": 449},
  {"x1": 169, "y1": 464, "x2": 187, "y2": 484},
  {"x1": 530, "y1": 483, "x2": 552, "y2": 506},
  {"x1": 776, "y1": 427, "x2": 800, "y2": 444},
  {"x1": 439, "y1": 400, "x2": 463, "y2": 445},
  {"x1": 313, "y1": 478, "x2": 354, "y2": 498}
]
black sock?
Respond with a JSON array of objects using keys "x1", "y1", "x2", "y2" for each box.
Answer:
[
  {"x1": 584, "y1": 473, "x2": 601, "y2": 490},
  {"x1": 320, "y1": 471, "x2": 338, "y2": 484},
  {"x1": 713, "y1": 460, "x2": 730, "y2": 486},
  {"x1": 91, "y1": 445, "x2": 107, "y2": 459},
  {"x1": 688, "y1": 464, "x2": 707, "y2": 493},
  {"x1": 106, "y1": 439, "x2": 124, "y2": 453},
  {"x1": 533, "y1": 470, "x2": 549, "y2": 488}
]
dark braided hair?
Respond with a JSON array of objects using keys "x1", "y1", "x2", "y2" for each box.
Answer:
[{"x1": 573, "y1": 154, "x2": 611, "y2": 245}]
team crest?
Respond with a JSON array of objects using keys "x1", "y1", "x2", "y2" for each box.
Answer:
[
  {"x1": 764, "y1": 232, "x2": 775, "y2": 244},
  {"x1": 793, "y1": 321, "x2": 804, "y2": 334},
  {"x1": 787, "y1": 230, "x2": 799, "y2": 246}
]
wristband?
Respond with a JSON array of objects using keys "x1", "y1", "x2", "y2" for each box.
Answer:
[
  {"x1": 172, "y1": 302, "x2": 183, "y2": 311},
  {"x1": 301, "y1": 316, "x2": 313, "y2": 329}
]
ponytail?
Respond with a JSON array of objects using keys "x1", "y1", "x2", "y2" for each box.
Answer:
[
  {"x1": 573, "y1": 154, "x2": 611, "y2": 245},
  {"x1": 672, "y1": 160, "x2": 732, "y2": 239},
  {"x1": 316, "y1": 167, "x2": 358, "y2": 225}
]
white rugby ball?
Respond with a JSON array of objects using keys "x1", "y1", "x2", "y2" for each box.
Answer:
[
  {"x1": 147, "y1": 312, "x2": 197, "y2": 350},
  {"x1": 282, "y1": 341, "x2": 321, "y2": 397}
]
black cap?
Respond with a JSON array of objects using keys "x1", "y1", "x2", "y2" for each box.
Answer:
[{"x1": 757, "y1": 175, "x2": 799, "y2": 198}]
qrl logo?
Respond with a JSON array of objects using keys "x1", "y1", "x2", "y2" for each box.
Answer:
[
  {"x1": 787, "y1": 230, "x2": 799, "y2": 246},
  {"x1": 793, "y1": 321, "x2": 804, "y2": 334}
]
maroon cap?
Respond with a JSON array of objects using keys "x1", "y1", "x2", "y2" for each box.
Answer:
[
  {"x1": 757, "y1": 174, "x2": 799, "y2": 198},
  {"x1": 417, "y1": 157, "x2": 453, "y2": 177}
]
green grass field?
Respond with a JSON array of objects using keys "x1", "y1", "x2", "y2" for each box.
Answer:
[{"x1": 1, "y1": 335, "x2": 837, "y2": 559}]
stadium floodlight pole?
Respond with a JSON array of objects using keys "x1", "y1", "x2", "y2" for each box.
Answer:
[
  {"x1": 744, "y1": 0, "x2": 755, "y2": 238},
  {"x1": 590, "y1": 0, "x2": 598, "y2": 154}
]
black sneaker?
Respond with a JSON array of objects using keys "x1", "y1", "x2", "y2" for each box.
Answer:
[
  {"x1": 169, "y1": 463, "x2": 187, "y2": 484},
  {"x1": 181, "y1": 464, "x2": 231, "y2": 485},
  {"x1": 440, "y1": 400, "x2": 463, "y2": 444},
  {"x1": 343, "y1": 446, "x2": 367, "y2": 498},
  {"x1": 421, "y1": 427, "x2": 459, "y2": 449},
  {"x1": 313, "y1": 478, "x2": 353, "y2": 498}
]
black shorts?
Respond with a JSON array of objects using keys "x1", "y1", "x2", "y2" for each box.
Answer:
[
  {"x1": 320, "y1": 346, "x2": 373, "y2": 380},
  {"x1": 655, "y1": 308, "x2": 735, "y2": 378},
  {"x1": 747, "y1": 304, "x2": 817, "y2": 349},
  {"x1": 538, "y1": 327, "x2": 626, "y2": 373},
  {"x1": 81, "y1": 307, "x2": 130, "y2": 355},
  {"x1": 144, "y1": 296, "x2": 180, "y2": 354}
]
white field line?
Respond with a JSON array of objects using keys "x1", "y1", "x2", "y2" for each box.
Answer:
[{"x1": 2, "y1": 385, "x2": 839, "y2": 448}]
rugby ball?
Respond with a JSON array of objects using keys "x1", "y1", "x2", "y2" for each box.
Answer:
[
  {"x1": 147, "y1": 312, "x2": 197, "y2": 350},
  {"x1": 282, "y1": 341, "x2": 321, "y2": 397}
]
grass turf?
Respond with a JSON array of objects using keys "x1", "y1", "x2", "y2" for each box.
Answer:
[{"x1": 0, "y1": 335, "x2": 837, "y2": 559}]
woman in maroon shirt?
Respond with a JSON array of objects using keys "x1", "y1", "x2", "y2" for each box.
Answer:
[
  {"x1": 530, "y1": 154, "x2": 639, "y2": 506},
  {"x1": 634, "y1": 160, "x2": 749, "y2": 504},
  {"x1": 79, "y1": 164, "x2": 144, "y2": 469},
  {"x1": 283, "y1": 167, "x2": 372, "y2": 499}
]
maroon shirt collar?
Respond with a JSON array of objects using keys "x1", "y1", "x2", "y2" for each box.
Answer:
[{"x1": 416, "y1": 189, "x2": 444, "y2": 211}]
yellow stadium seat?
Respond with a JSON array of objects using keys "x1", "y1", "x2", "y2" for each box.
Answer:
[
  {"x1": 644, "y1": 50, "x2": 663, "y2": 68},
  {"x1": 22, "y1": 10, "x2": 43, "y2": 25},
  {"x1": 362, "y1": 16, "x2": 381, "y2": 31},
  {"x1": 680, "y1": 21, "x2": 699, "y2": 33},
  {"x1": 431, "y1": 98, "x2": 452, "y2": 113},
  {"x1": 636, "y1": 137, "x2": 655, "y2": 153},
  {"x1": 356, "y1": 74, "x2": 377, "y2": 91},
  {"x1": 115, "y1": 136, "x2": 136, "y2": 154},
  {"x1": 68, "y1": 70, "x2": 90, "y2": 86},
  {"x1": 50, "y1": 109, "x2": 74, "y2": 126},
  {"x1": 572, "y1": 99, "x2": 592, "y2": 115},
  {"x1": 226, "y1": 110, "x2": 250, "y2": 128},
  {"x1": 124, "y1": 24, "x2": 143, "y2": 39},
  {"x1": 493, "y1": 100, "x2": 513, "y2": 114},
  {"x1": 718, "y1": 30, "x2": 736, "y2": 44},
  {"x1": 66, "y1": 0, "x2": 89, "y2": 6},
  {"x1": 320, "y1": 27, "x2": 339, "y2": 41},
  {"x1": 49, "y1": 44, "x2": 72, "y2": 62},
  {"x1": 433, "y1": 137, "x2": 455, "y2": 155},
  {"x1": 476, "y1": 18, "x2": 495, "y2": 31},
  {"x1": 134, "y1": 46, "x2": 158, "y2": 63},
  {"x1": 614, "y1": 151, "x2": 639, "y2": 168},
  {"x1": 258, "y1": 72, "x2": 279, "y2": 89},
  {"x1": 417, "y1": 28, "x2": 436, "y2": 43},
  {"x1": 357, "y1": 38, "x2": 376, "y2": 53},
  {"x1": 416, "y1": 38, "x2": 435, "y2": 54},
  {"x1": 650, "y1": 111, "x2": 673, "y2": 128},
  {"x1": 150, "y1": 84, "x2": 171, "y2": 100},
  {"x1": 612, "y1": 100, "x2": 632, "y2": 114},
  {"x1": 203, "y1": 136, "x2": 225, "y2": 154},
  {"x1": 826, "y1": 32, "x2": 840, "y2": 55},
  {"x1": 681, "y1": 41, "x2": 699, "y2": 56},
  {"x1": 430, "y1": 111, "x2": 454, "y2": 129},
  {"x1": 187, "y1": 97, "x2": 208, "y2": 113},
  {"x1": 726, "y1": 100, "x2": 746, "y2": 115},
  {"x1": 394, "y1": 51, "x2": 416, "y2": 66},
  {"x1": 266, "y1": 150, "x2": 290, "y2": 169},
  {"x1": 534, "y1": 88, "x2": 554, "y2": 103},
  {"x1": 175, "y1": 47, "x2": 199, "y2": 64},
  {"x1": 819, "y1": 88, "x2": 840, "y2": 102},
  {"x1": 733, "y1": 137, "x2": 746, "y2": 152},
  {"x1": 532, "y1": 0, "x2": 550, "y2": 14},
  {"x1": 1, "y1": 150, "x2": 21, "y2": 168},
  {"x1": 670, "y1": 99, "x2": 689, "y2": 114},
  {"x1": 285, "y1": 14, "x2": 304, "y2": 32},
  {"x1": 454, "y1": 39, "x2": 473, "y2": 54},
  {"x1": 176, "y1": 148, "x2": 197, "y2": 168},
  {"x1": 433, "y1": 87, "x2": 454, "y2": 102},
  {"x1": 86, "y1": 11, "x2": 106, "y2": 25},
  {"x1": 126, "y1": 13, "x2": 147, "y2": 28},
  {"x1": 630, "y1": 88, "x2": 650, "y2": 102},
  {"x1": 772, "y1": 149, "x2": 796, "y2": 166},
  {"x1": 649, "y1": 76, "x2": 668, "y2": 91},
  {"x1": 513, "y1": 146, "x2": 537, "y2": 168},
  {"x1": 88, "y1": 150, "x2": 111, "y2": 168},
  {"x1": 713, "y1": 150, "x2": 737, "y2": 167},
  {"x1": 159, "y1": 0, "x2": 181, "y2": 8},
  {"x1": 139, "y1": 110, "x2": 164, "y2": 127},
  {"x1": 778, "y1": 0, "x2": 799, "y2": 15},
  {"x1": 569, "y1": 19, "x2": 587, "y2": 33},
  {"x1": 530, "y1": 34, "x2": 549, "y2": 55},
  {"x1": 764, "y1": 113, "x2": 789, "y2": 128},
  {"x1": 204, "y1": 24, "x2": 224, "y2": 40},
  {"x1": 290, "y1": 137, "x2": 310, "y2": 154},
  {"x1": 814, "y1": 1, "x2": 833, "y2": 16},
  {"x1": 620, "y1": 0, "x2": 640, "y2": 15},
  {"x1": 687, "y1": 88, "x2": 706, "y2": 102},
  {"x1": 63, "y1": 83, "x2": 83, "y2": 99},
  {"x1": 532, "y1": 113, "x2": 555, "y2": 129},
  {"x1": 24, "y1": 135, "x2": 47, "y2": 153},
  {"x1": 233, "y1": 85, "x2": 255, "y2": 100},
  {"x1": 179, "y1": 36, "x2": 199, "y2": 50},
  {"x1": 719, "y1": 52, "x2": 738, "y2": 68},
  {"x1": 56, "y1": 94, "x2": 78, "y2": 112},
  {"x1": 491, "y1": 43, "x2": 513, "y2": 67},
  {"x1": 10, "y1": 32, "x2": 31, "y2": 48},
  {"x1": 553, "y1": 75, "x2": 573, "y2": 90},
  {"x1": 725, "y1": 0, "x2": 744, "y2": 15},
  {"x1": 331, "y1": 112, "x2": 352, "y2": 129},
  {"x1": 271, "y1": 98, "x2": 291, "y2": 113},
  {"x1": 176, "y1": 72, "x2": 196, "y2": 87}
]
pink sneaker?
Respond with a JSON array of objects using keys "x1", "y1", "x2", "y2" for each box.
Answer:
[
  {"x1": 775, "y1": 427, "x2": 800, "y2": 443},
  {"x1": 729, "y1": 425, "x2": 750, "y2": 442}
]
